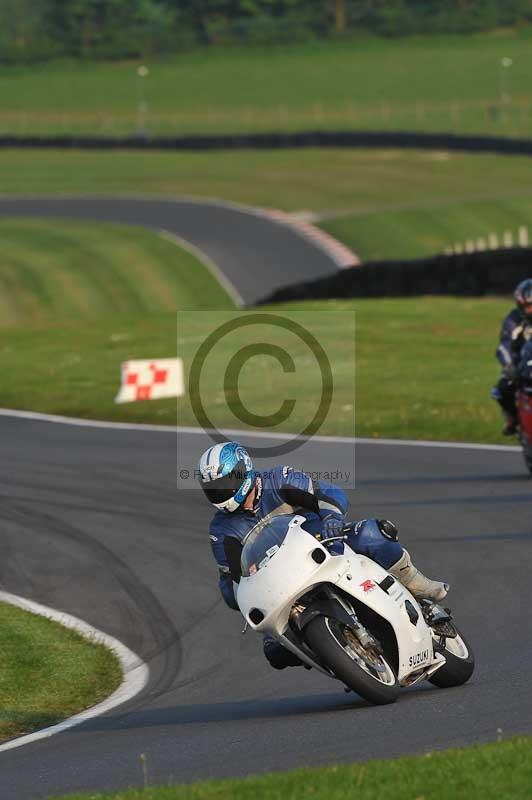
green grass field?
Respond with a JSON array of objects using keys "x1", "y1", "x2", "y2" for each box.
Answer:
[
  {"x1": 321, "y1": 195, "x2": 532, "y2": 260},
  {"x1": 0, "y1": 148, "x2": 526, "y2": 441},
  {"x1": 2, "y1": 148, "x2": 532, "y2": 218},
  {"x1": 0, "y1": 218, "x2": 233, "y2": 326},
  {"x1": 0, "y1": 219, "x2": 509, "y2": 443},
  {"x1": 0, "y1": 602, "x2": 122, "y2": 742},
  {"x1": 2, "y1": 147, "x2": 532, "y2": 263},
  {"x1": 2, "y1": 30, "x2": 532, "y2": 137},
  {"x1": 180, "y1": 297, "x2": 508, "y2": 443},
  {"x1": 54, "y1": 736, "x2": 532, "y2": 800}
]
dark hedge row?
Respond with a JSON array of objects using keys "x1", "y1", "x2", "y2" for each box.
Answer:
[
  {"x1": 2, "y1": 131, "x2": 532, "y2": 155},
  {"x1": 258, "y1": 248, "x2": 532, "y2": 304},
  {"x1": 3, "y1": 1, "x2": 532, "y2": 63}
]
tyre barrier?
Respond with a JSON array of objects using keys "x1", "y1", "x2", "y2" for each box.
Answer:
[
  {"x1": 258, "y1": 247, "x2": 532, "y2": 304},
  {"x1": 2, "y1": 130, "x2": 532, "y2": 155}
]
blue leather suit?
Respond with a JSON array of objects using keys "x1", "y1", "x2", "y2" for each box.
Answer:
[
  {"x1": 209, "y1": 465, "x2": 402, "y2": 610},
  {"x1": 493, "y1": 309, "x2": 528, "y2": 415}
]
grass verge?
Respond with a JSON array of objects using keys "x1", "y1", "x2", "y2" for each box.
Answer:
[
  {"x1": 320, "y1": 195, "x2": 532, "y2": 261},
  {"x1": 0, "y1": 296, "x2": 510, "y2": 443},
  {"x1": 2, "y1": 149, "x2": 532, "y2": 216},
  {"x1": 0, "y1": 218, "x2": 233, "y2": 326},
  {"x1": 0, "y1": 601, "x2": 122, "y2": 742},
  {"x1": 2, "y1": 30, "x2": 532, "y2": 137},
  {"x1": 2, "y1": 147, "x2": 532, "y2": 265},
  {"x1": 54, "y1": 736, "x2": 532, "y2": 799}
]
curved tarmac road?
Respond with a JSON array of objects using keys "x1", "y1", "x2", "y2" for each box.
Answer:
[
  {"x1": 0, "y1": 195, "x2": 530, "y2": 797},
  {"x1": 0, "y1": 415, "x2": 530, "y2": 799},
  {"x1": 0, "y1": 196, "x2": 341, "y2": 306}
]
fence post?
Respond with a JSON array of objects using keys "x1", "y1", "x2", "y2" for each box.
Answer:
[{"x1": 518, "y1": 226, "x2": 529, "y2": 247}]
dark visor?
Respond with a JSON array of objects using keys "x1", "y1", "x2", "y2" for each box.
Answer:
[{"x1": 202, "y1": 459, "x2": 248, "y2": 504}]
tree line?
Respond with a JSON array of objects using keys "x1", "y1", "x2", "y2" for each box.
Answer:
[{"x1": 2, "y1": 0, "x2": 532, "y2": 63}]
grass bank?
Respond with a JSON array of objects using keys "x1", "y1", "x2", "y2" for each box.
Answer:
[
  {"x1": 2, "y1": 30, "x2": 532, "y2": 137},
  {"x1": 0, "y1": 601, "x2": 122, "y2": 742},
  {"x1": 0, "y1": 291, "x2": 509, "y2": 443},
  {"x1": 2, "y1": 147, "x2": 532, "y2": 264},
  {"x1": 321, "y1": 195, "x2": 532, "y2": 261},
  {"x1": 0, "y1": 218, "x2": 233, "y2": 326},
  {"x1": 55, "y1": 736, "x2": 532, "y2": 799},
  {"x1": 2, "y1": 149, "x2": 532, "y2": 218}
]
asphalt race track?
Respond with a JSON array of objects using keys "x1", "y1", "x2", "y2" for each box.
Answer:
[
  {"x1": 0, "y1": 196, "x2": 340, "y2": 306},
  {"x1": 0, "y1": 195, "x2": 531, "y2": 798},
  {"x1": 1, "y1": 416, "x2": 531, "y2": 799}
]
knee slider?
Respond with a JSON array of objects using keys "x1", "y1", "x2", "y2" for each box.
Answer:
[{"x1": 377, "y1": 519, "x2": 399, "y2": 542}]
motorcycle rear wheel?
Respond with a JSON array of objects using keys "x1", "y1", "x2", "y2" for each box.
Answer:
[
  {"x1": 304, "y1": 615, "x2": 400, "y2": 705},
  {"x1": 429, "y1": 628, "x2": 475, "y2": 688},
  {"x1": 518, "y1": 430, "x2": 532, "y2": 475},
  {"x1": 522, "y1": 447, "x2": 532, "y2": 475}
]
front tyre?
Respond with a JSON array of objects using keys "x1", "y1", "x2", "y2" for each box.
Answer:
[
  {"x1": 429, "y1": 628, "x2": 475, "y2": 688},
  {"x1": 304, "y1": 615, "x2": 400, "y2": 705}
]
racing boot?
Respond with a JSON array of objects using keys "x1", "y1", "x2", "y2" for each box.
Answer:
[
  {"x1": 389, "y1": 549, "x2": 448, "y2": 602},
  {"x1": 502, "y1": 412, "x2": 518, "y2": 436},
  {"x1": 263, "y1": 636, "x2": 304, "y2": 670},
  {"x1": 492, "y1": 382, "x2": 518, "y2": 436}
]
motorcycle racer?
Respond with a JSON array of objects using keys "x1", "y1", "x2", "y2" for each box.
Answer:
[
  {"x1": 492, "y1": 278, "x2": 532, "y2": 435},
  {"x1": 199, "y1": 441, "x2": 448, "y2": 670}
]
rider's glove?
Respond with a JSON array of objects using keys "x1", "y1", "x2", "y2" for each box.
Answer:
[
  {"x1": 503, "y1": 363, "x2": 517, "y2": 381},
  {"x1": 321, "y1": 514, "x2": 344, "y2": 540}
]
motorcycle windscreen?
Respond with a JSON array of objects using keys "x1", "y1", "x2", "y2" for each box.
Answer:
[
  {"x1": 241, "y1": 515, "x2": 291, "y2": 577},
  {"x1": 241, "y1": 514, "x2": 317, "y2": 577}
]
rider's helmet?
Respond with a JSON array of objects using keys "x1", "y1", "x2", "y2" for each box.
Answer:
[
  {"x1": 514, "y1": 278, "x2": 532, "y2": 323},
  {"x1": 197, "y1": 441, "x2": 254, "y2": 513}
]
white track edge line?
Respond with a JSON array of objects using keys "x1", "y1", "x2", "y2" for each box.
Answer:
[
  {"x1": 0, "y1": 407, "x2": 520, "y2": 452},
  {"x1": 0, "y1": 591, "x2": 149, "y2": 754},
  {"x1": 158, "y1": 229, "x2": 244, "y2": 308}
]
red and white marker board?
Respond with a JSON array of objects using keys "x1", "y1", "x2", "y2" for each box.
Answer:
[{"x1": 115, "y1": 358, "x2": 185, "y2": 403}]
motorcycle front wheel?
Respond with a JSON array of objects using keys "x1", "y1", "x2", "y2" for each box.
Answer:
[
  {"x1": 429, "y1": 627, "x2": 475, "y2": 688},
  {"x1": 304, "y1": 615, "x2": 400, "y2": 705}
]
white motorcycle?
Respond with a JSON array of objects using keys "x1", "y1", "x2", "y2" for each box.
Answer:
[{"x1": 237, "y1": 514, "x2": 474, "y2": 705}]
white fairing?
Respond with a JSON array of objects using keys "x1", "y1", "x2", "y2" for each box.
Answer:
[{"x1": 237, "y1": 516, "x2": 438, "y2": 682}]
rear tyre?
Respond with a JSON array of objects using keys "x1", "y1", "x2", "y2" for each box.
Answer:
[
  {"x1": 429, "y1": 628, "x2": 475, "y2": 688},
  {"x1": 304, "y1": 615, "x2": 399, "y2": 705},
  {"x1": 522, "y1": 446, "x2": 532, "y2": 475},
  {"x1": 518, "y1": 430, "x2": 532, "y2": 475}
]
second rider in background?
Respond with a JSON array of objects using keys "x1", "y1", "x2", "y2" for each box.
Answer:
[{"x1": 492, "y1": 278, "x2": 532, "y2": 435}]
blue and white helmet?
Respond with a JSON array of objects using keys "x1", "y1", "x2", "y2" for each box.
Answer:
[{"x1": 198, "y1": 442, "x2": 254, "y2": 513}]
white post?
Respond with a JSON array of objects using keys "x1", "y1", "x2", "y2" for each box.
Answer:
[
  {"x1": 518, "y1": 226, "x2": 529, "y2": 247},
  {"x1": 488, "y1": 233, "x2": 499, "y2": 249},
  {"x1": 499, "y1": 57, "x2": 513, "y2": 106},
  {"x1": 136, "y1": 65, "x2": 149, "y2": 137},
  {"x1": 503, "y1": 230, "x2": 513, "y2": 247},
  {"x1": 465, "y1": 240, "x2": 475, "y2": 253},
  {"x1": 476, "y1": 238, "x2": 486, "y2": 251}
]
